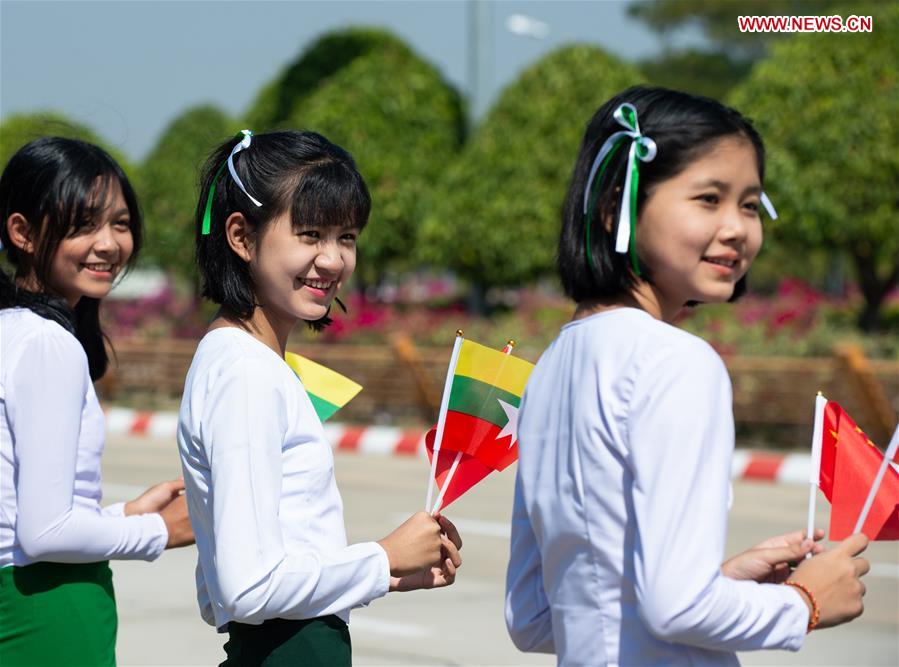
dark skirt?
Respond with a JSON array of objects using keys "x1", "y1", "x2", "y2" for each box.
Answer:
[
  {"x1": 0, "y1": 561, "x2": 117, "y2": 667},
  {"x1": 221, "y1": 615, "x2": 351, "y2": 667}
]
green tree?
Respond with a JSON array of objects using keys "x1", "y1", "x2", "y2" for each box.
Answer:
[
  {"x1": 0, "y1": 111, "x2": 132, "y2": 173},
  {"x1": 417, "y1": 46, "x2": 643, "y2": 290},
  {"x1": 278, "y1": 30, "x2": 465, "y2": 285},
  {"x1": 137, "y1": 105, "x2": 232, "y2": 286},
  {"x1": 729, "y1": 3, "x2": 898, "y2": 330},
  {"x1": 629, "y1": 0, "x2": 848, "y2": 59},
  {"x1": 245, "y1": 28, "x2": 434, "y2": 132},
  {"x1": 630, "y1": 1, "x2": 846, "y2": 104}
]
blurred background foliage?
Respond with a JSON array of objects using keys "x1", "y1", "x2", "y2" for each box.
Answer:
[
  {"x1": 417, "y1": 46, "x2": 642, "y2": 295},
  {"x1": 1, "y1": 0, "x2": 896, "y2": 349}
]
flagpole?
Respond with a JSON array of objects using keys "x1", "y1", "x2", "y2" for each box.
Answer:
[
  {"x1": 425, "y1": 330, "x2": 464, "y2": 511},
  {"x1": 852, "y1": 422, "x2": 899, "y2": 535},
  {"x1": 431, "y1": 340, "x2": 516, "y2": 515},
  {"x1": 806, "y1": 392, "x2": 827, "y2": 557}
]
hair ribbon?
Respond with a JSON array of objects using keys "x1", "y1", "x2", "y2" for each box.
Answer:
[{"x1": 201, "y1": 130, "x2": 263, "y2": 235}]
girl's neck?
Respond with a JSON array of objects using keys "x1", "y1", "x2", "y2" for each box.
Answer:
[
  {"x1": 14, "y1": 273, "x2": 80, "y2": 308},
  {"x1": 210, "y1": 305, "x2": 294, "y2": 358},
  {"x1": 573, "y1": 283, "x2": 680, "y2": 323}
]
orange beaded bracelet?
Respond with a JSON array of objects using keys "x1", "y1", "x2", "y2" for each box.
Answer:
[{"x1": 784, "y1": 580, "x2": 820, "y2": 632}]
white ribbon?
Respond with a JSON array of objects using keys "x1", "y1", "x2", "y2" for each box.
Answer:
[
  {"x1": 760, "y1": 191, "x2": 778, "y2": 220},
  {"x1": 582, "y1": 103, "x2": 657, "y2": 255},
  {"x1": 227, "y1": 130, "x2": 262, "y2": 207}
]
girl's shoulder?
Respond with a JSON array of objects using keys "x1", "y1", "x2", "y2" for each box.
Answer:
[
  {"x1": 186, "y1": 327, "x2": 293, "y2": 391},
  {"x1": 0, "y1": 307, "x2": 82, "y2": 358},
  {"x1": 556, "y1": 307, "x2": 726, "y2": 377},
  {"x1": 0, "y1": 308, "x2": 87, "y2": 389}
]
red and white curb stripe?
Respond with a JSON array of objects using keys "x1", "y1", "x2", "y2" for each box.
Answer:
[{"x1": 104, "y1": 407, "x2": 810, "y2": 484}]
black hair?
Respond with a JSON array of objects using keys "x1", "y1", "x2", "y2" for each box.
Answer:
[
  {"x1": 559, "y1": 85, "x2": 766, "y2": 304},
  {"x1": 196, "y1": 130, "x2": 370, "y2": 330},
  {"x1": 0, "y1": 137, "x2": 143, "y2": 380}
]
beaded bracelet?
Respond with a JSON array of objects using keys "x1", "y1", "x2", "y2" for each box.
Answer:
[{"x1": 784, "y1": 581, "x2": 820, "y2": 632}]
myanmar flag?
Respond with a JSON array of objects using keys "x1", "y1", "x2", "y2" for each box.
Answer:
[
  {"x1": 818, "y1": 401, "x2": 899, "y2": 541},
  {"x1": 436, "y1": 339, "x2": 534, "y2": 471},
  {"x1": 425, "y1": 339, "x2": 534, "y2": 510},
  {"x1": 285, "y1": 352, "x2": 362, "y2": 422}
]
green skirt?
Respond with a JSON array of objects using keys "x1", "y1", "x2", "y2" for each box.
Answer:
[
  {"x1": 222, "y1": 616, "x2": 351, "y2": 667},
  {"x1": 0, "y1": 561, "x2": 117, "y2": 667}
]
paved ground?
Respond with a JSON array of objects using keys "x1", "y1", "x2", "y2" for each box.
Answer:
[{"x1": 102, "y1": 435, "x2": 898, "y2": 667}]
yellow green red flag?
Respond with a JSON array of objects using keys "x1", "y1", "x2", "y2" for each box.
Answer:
[{"x1": 284, "y1": 352, "x2": 362, "y2": 422}]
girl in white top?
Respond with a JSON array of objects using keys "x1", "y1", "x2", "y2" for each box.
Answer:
[
  {"x1": 0, "y1": 137, "x2": 193, "y2": 666},
  {"x1": 178, "y1": 130, "x2": 462, "y2": 666},
  {"x1": 505, "y1": 86, "x2": 870, "y2": 666}
]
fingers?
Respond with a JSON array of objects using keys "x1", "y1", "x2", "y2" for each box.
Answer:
[
  {"x1": 442, "y1": 558, "x2": 457, "y2": 582},
  {"x1": 854, "y1": 556, "x2": 870, "y2": 577},
  {"x1": 169, "y1": 478, "x2": 186, "y2": 492},
  {"x1": 440, "y1": 533, "x2": 462, "y2": 568},
  {"x1": 438, "y1": 515, "x2": 463, "y2": 550},
  {"x1": 836, "y1": 533, "x2": 870, "y2": 556},
  {"x1": 759, "y1": 540, "x2": 815, "y2": 565}
]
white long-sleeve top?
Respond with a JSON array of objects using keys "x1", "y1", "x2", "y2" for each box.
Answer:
[
  {"x1": 505, "y1": 308, "x2": 808, "y2": 666},
  {"x1": 177, "y1": 327, "x2": 390, "y2": 630},
  {"x1": 0, "y1": 308, "x2": 168, "y2": 568}
]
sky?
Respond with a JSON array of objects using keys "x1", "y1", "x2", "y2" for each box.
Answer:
[{"x1": 1, "y1": 0, "x2": 704, "y2": 161}]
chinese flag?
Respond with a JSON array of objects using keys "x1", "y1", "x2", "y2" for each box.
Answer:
[{"x1": 820, "y1": 402, "x2": 899, "y2": 540}]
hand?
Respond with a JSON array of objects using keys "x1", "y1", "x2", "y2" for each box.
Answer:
[
  {"x1": 722, "y1": 529, "x2": 825, "y2": 584},
  {"x1": 389, "y1": 514, "x2": 464, "y2": 592},
  {"x1": 158, "y1": 494, "x2": 195, "y2": 549},
  {"x1": 788, "y1": 532, "x2": 870, "y2": 629},
  {"x1": 377, "y1": 511, "x2": 443, "y2": 576},
  {"x1": 124, "y1": 478, "x2": 185, "y2": 516}
]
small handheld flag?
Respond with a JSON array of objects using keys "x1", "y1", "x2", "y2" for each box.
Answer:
[
  {"x1": 425, "y1": 337, "x2": 534, "y2": 514},
  {"x1": 285, "y1": 352, "x2": 362, "y2": 423},
  {"x1": 808, "y1": 396, "x2": 899, "y2": 541}
]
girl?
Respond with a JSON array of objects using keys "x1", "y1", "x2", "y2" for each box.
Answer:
[
  {"x1": 178, "y1": 130, "x2": 462, "y2": 666},
  {"x1": 0, "y1": 137, "x2": 194, "y2": 666},
  {"x1": 505, "y1": 87, "x2": 869, "y2": 666}
]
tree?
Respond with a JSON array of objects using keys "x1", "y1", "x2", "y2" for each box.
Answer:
[
  {"x1": 136, "y1": 105, "x2": 232, "y2": 287},
  {"x1": 277, "y1": 30, "x2": 466, "y2": 285},
  {"x1": 629, "y1": 1, "x2": 846, "y2": 105},
  {"x1": 729, "y1": 3, "x2": 898, "y2": 330},
  {"x1": 244, "y1": 28, "x2": 439, "y2": 132},
  {"x1": 416, "y1": 46, "x2": 643, "y2": 290},
  {"x1": 629, "y1": 0, "x2": 848, "y2": 60},
  {"x1": 0, "y1": 111, "x2": 132, "y2": 174}
]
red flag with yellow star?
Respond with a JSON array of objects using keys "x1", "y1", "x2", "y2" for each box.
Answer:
[{"x1": 819, "y1": 402, "x2": 899, "y2": 540}]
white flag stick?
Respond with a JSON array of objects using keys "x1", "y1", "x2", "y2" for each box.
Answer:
[
  {"x1": 425, "y1": 331, "x2": 464, "y2": 511},
  {"x1": 430, "y1": 340, "x2": 516, "y2": 516},
  {"x1": 430, "y1": 451, "x2": 463, "y2": 516},
  {"x1": 806, "y1": 392, "x2": 827, "y2": 557},
  {"x1": 852, "y1": 422, "x2": 899, "y2": 535}
]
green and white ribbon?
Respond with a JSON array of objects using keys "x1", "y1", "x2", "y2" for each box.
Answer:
[
  {"x1": 583, "y1": 103, "x2": 657, "y2": 271},
  {"x1": 201, "y1": 130, "x2": 263, "y2": 235}
]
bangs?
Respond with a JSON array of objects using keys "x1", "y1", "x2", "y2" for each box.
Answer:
[
  {"x1": 289, "y1": 160, "x2": 370, "y2": 231},
  {"x1": 60, "y1": 173, "x2": 124, "y2": 235}
]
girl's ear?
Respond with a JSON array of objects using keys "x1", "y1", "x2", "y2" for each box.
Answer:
[
  {"x1": 224, "y1": 212, "x2": 254, "y2": 263},
  {"x1": 6, "y1": 213, "x2": 35, "y2": 253}
]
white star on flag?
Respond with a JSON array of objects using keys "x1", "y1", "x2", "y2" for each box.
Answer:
[{"x1": 495, "y1": 399, "x2": 520, "y2": 448}]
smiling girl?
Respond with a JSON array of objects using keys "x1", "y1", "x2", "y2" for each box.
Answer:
[
  {"x1": 505, "y1": 87, "x2": 870, "y2": 666},
  {"x1": 0, "y1": 137, "x2": 193, "y2": 666},
  {"x1": 177, "y1": 130, "x2": 461, "y2": 666}
]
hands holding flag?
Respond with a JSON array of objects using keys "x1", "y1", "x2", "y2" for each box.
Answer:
[
  {"x1": 376, "y1": 512, "x2": 463, "y2": 592},
  {"x1": 722, "y1": 395, "x2": 898, "y2": 633}
]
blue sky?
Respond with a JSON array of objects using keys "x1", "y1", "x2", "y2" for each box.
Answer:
[{"x1": 1, "y1": 1, "x2": 704, "y2": 160}]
